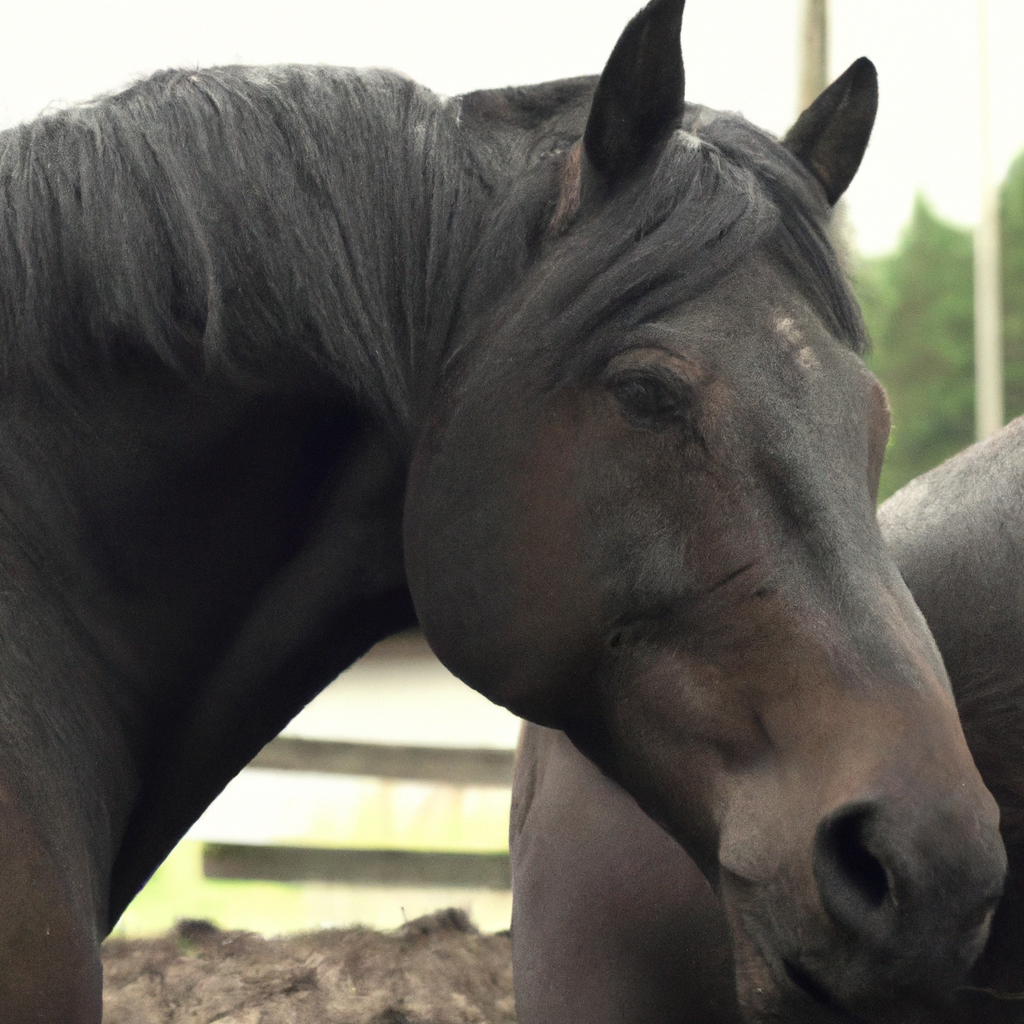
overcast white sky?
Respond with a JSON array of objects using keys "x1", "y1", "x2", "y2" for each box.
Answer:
[{"x1": 0, "y1": 0, "x2": 1020, "y2": 254}]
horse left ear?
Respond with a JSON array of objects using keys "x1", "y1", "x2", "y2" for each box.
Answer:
[
  {"x1": 784, "y1": 57, "x2": 878, "y2": 205},
  {"x1": 582, "y1": 0, "x2": 686, "y2": 187}
]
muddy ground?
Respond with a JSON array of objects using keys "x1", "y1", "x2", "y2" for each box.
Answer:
[{"x1": 101, "y1": 909, "x2": 516, "y2": 1024}]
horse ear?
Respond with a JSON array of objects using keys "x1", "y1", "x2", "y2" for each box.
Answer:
[
  {"x1": 784, "y1": 57, "x2": 878, "y2": 205},
  {"x1": 583, "y1": 0, "x2": 686, "y2": 186}
]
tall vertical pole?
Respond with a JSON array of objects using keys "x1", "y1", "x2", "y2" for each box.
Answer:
[
  {"x1": 974, "y1": 0, "x2": 1003, "y2": 440},
  {"x1": 799, "y1": 0, "x2": 828, "y2": 111}
]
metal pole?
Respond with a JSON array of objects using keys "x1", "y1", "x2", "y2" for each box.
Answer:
[
  {"x1": 799, "y1": 0, "x2": 828, "y2": 111},
  {"x1": 974, "y1": 0, "x2": 1003, "y2": 440}
]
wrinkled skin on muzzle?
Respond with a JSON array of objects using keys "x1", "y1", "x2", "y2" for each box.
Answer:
[{"x1": 404, "y1": 258, "x2": 1005, "y2": 1020}]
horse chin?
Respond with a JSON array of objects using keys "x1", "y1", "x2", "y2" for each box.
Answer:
[
  {"x1": 737, "y1": 986, "x2": 947, "y2": 1024},
  {"x1": 724, "y1": 886, "x2": 970, "y2": 1024},
  {"x1": 721, "y1": 878, "x2": 843, "y2": 1023},
  {"x1": 729, "y1": 934, "x2": 934, "y2": 1024}
]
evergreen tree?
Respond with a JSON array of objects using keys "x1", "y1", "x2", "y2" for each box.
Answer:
[{"x1": 855, "y1": 151, "x2": 1024, "y2": 500}]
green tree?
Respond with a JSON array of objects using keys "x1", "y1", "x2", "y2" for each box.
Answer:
[{"x1": 855, "y1": 151, "x2": 1024, "y2": 501}]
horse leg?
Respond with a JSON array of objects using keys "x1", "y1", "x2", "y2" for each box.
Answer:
[
  {"x1": 0, "y1": 780, "x2": 101, "y2": 1023},
  {"x1": 510, "y1": 723, "x2": 739, "y2": 1024}
]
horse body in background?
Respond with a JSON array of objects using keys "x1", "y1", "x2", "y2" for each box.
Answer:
[
  {"x1": 511, "y1": 417, "x2": 1024, "y2": 1024},
  {"x1": 0, "y1": 0, "x2": 1004, "y2": 1019}
]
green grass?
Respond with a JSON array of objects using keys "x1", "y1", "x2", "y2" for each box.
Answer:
[
  {"x1": 109, "y1": 841, "x2": 314, "y2": 937},
  {"x1": 108, "y1": 779, "x2": 514, "y2": 938}
]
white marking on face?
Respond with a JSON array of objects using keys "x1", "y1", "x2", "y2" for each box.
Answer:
[
  {"x1": 795, "y1": 346, "x2": 820, "y2": 371},
  {"x1": 774, "y1": 316, "x2": 820, "y2": 371},
  {"x1": 774, "y1": 316, "x2": 800, "y2": 344}
]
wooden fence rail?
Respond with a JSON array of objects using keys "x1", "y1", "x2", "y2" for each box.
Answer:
[
  {"x1": 202, "y1": 737, "x2": 515, "y2": 889},
  {"x1": 248, "y1": 736, "x2": 516, "y2": 787},
  {"x1": 205, "y1": 843, "x2": 512, "y2": 889}
]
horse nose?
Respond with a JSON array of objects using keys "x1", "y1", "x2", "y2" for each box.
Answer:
[
  {"x1": 813, "y1": 797, "x2": 1005, "y2": 988},
  {"x1": 814, "y1": 803, "x2": 891, "y2": 931}
]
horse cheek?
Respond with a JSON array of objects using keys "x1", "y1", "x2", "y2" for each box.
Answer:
[
  {"x1": 403, "y1": 400, "x2": 602, "y2": 724},
  {"x1": 501, "y1": 414, "x2": 608, "y2": 711}
]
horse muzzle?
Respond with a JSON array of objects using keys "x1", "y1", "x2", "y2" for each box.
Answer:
[{"x1": 719, "y1": 738, "x2": 1006, "y2": 1023}]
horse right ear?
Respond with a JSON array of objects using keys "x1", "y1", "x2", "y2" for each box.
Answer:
[
  {"x1": 784, "y1": 57, "x2": 878, "y2": 205},
  {"x1": 582, "y1": 0, "x2": 686, "y2": 191}
]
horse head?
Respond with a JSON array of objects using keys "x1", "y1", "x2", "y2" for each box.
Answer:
[{"x1": 404, "y1": 1, "x2": 1005, "y2": 1019}]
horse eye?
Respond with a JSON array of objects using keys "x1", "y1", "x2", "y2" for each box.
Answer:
[{"x1": 608, "y1": 370, "x2": 688, "y2": 429}]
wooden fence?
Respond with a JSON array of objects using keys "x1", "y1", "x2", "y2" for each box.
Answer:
[
  {"x1": 249, "y1": 736, "x2": 515, "y2": 786},
  {"x1": 202, "y1": 736, "x2": 515, "y2": 890}
]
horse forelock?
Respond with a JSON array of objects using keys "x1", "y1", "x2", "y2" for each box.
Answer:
[
  {"x1": 695, "y1": 111, "x2": 868, "y2": 355},
  {"x1": 452, "y1": 102, "x2": 866, "y2": 403}
]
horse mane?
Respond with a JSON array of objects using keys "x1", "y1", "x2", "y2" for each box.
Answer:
[
  {"x1": 0, "y1": 65, "x2": 494, "y2": 425},
  {"x1": 0, "y1": 65, "x2": 866, "y2": 423}
]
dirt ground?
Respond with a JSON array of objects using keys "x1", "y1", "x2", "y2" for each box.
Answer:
[{"x1": 101, "y1": 909, "x2": 516, "y2": 1024}]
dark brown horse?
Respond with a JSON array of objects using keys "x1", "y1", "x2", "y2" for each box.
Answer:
[
  {"x1": 511, "y1": 416, "x2": 1024, "y2": 1023},
  {"x1": 0, "y1": 0, "x2": 1003, "y2": 1018}
]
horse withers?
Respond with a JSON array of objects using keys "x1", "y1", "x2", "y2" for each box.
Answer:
[
  {"x1": 0, "y1": 0, "x2": 1003, "y2": 1019},
  {"x1": 511, "y1": 417, "x2": 1024, "y2": 1023}
]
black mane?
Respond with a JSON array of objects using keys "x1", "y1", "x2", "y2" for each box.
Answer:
[
  {"x1": 0, "y1": 65, "x2": 864, "y2": 425},
  {"x1": 0, "y1": 66, "x2": 493, "y2": 426}
]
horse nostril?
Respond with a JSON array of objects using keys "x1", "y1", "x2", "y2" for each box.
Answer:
[{"x1": 814, "y1": 802, "x2": 891, "y2": 931}]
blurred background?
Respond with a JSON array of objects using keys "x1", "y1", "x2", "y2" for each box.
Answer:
[{"x1": 2, "y1": 0, "x2": 1020, "y2": 935}]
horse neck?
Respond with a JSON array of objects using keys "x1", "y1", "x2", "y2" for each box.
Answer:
[{"x1": 0, "y1": 69, "x2": 504, "y2": 919}]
